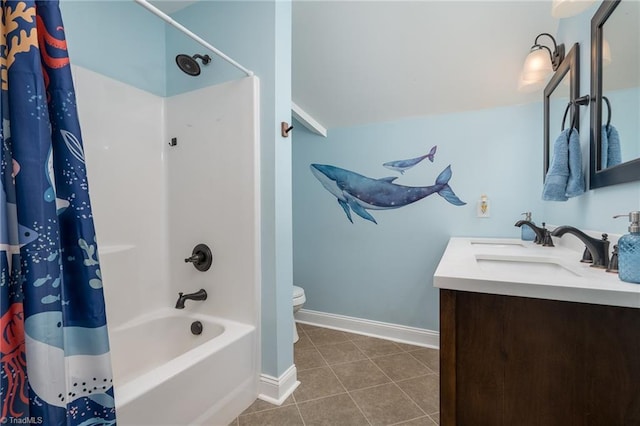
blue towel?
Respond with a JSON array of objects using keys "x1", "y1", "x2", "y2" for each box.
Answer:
[
  {"x1": 602, "y1": 124, "x2": 621, "y2": 168},
  {"x1": 542, "y1": 129, "x2": 571, "y2": 201},
  {"x1": 565, "y1": 128, "x2": 584, "y2": 197},
  {"x1": 542, "y1": 128, "x2": 584, "y2": 201}
]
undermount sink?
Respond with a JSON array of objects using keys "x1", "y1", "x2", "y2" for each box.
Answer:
[
  {"x1": 470, "y1": 241, "x2": 526, "y2": 248},
  {"x1": 475, "y1": 254, "x2": 580, "y2": 278}
]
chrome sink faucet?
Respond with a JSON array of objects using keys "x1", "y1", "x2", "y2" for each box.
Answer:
[
  {"x1": 550, "y1": 226, "x2": 610, "y2": 268},
  {"x1": 175, "y1": 289, "x2": 208, "y2": 309}
]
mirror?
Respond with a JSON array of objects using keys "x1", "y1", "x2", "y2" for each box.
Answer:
[
  {"x1": 590, "y1": 0, "x2": 640, "y2": 188},
  {"x1": 544, "y1": 43, "x2": 579, "y2": 180}
]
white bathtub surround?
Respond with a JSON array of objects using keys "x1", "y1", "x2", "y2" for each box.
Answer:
[
  {"x1": 295, "y1": 309, "x2": 440, "y2": 349},
  {"x1": 75, "y1": 65, "x2": 169, "y2": 327},
  {"x1": 79, "y1": 66, "x2": 261, "y2": 423},
  {"x1": 165, "y1": 77, "x2": 261, "y2": 326},
  {"x1": 258, "y1": 364, "x2": 300, "y2": 405}
]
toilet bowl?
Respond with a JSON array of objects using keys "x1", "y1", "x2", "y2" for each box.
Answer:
[{"x1": 293, "y1": 285, "x2": 306, "y2": 343}]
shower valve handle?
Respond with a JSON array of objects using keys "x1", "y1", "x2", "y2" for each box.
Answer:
[
  {"x1": 185, "y1": 253, "x2": 203, "y2": 264},
  {"x1": 184, "y1": 244, "x2": 213, "y2": 272}
]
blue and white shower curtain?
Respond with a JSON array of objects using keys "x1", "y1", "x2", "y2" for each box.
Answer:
[{"x1": 0, "y1": 1, "x2": 116, "y2": 424}]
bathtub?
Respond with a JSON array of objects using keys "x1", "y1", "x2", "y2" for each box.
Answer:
[{"x1": 108, "y1": 308, "x2": 258, "y2": 425}]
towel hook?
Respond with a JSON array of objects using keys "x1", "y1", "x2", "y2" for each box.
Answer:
[
  {"x1": 561, "y1": 95, "x2": 591, "y2": 141},
  {"x1": 561, "y1": 101, "x2": 573, "y2": 132},
  {"x1": 561, "y1": 101, "x2": 579, "y2": 140},
  {"x1": 602, "y1": 95, "x2": 612, "y2": 130}
]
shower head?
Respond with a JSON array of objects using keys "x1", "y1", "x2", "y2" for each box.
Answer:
[{"x1": 175, "y1": 53, "x2": 211, "y2": 76}]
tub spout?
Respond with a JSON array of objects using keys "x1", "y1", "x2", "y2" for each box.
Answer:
[
  {"x1": 550, "y1": 226, "x2": 609, "y2": 268},
  {"x1": 175, "y1": 289, "x2": 208, "y2": 309}
]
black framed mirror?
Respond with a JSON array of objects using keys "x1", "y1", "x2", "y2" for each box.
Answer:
[
  {"x1": 544, "y1": 43, "x2": 579, "y2": 180},
  {"x1": 590, "y1": 0, "x2": 640, "y2": 189}
]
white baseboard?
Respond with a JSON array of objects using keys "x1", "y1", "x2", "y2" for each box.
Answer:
[
  {"x1": 258, "y1": 364, "x2": 300, "y2": 405},
  {"x1": 295, "y1": 309, "x2": 439, "y2": 349}
]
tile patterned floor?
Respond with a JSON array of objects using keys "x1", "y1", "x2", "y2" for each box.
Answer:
[{"x1": 228, "y1": 323, "x2": 440, "y2": 426}]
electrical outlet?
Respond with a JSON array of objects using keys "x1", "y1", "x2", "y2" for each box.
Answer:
[{"x1": 477, "y1": 195, "x2": 490, "y2": 218}]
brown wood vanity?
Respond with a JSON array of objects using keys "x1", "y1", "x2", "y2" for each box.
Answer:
[{"x1": 439, "y1": 289, "x2": 640, "y2": 425}]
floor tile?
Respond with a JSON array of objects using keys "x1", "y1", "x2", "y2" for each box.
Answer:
[
  {"x1": 330, "y1": 359, "x2": 391, "y2": 391},
  {"x1": 346, "y1": 332, "x2": 369, "y2": 341},
  {"x1": 234, "y1": 326, "x2": 440, "y2": 426},
  {"x1": 316, "y1": 341, "x2": 367, "y2": 365},
  {"x1": 294, "y1": 366, "x2": 346, "y2": 402},
  {"x1": 394, "y1": 415, "x2": 438, "y2": 425},
  {"x1": 394, "y1": 342, "x2": 424, "y2": 352},
  {"x1": 395, "y1": 374, "x2": 439, "y2": 415},
  {"x1": 371, "y1": 352, "x2": 431, "y2": 381},
  {"x1": 408, "y1": 348, "x2": 439, "y2": 373},
  {"x1": 352, "y1": 336, "x2": 404, "y2": 357},
  {"x1": 305, "y1": 327, "x2": 352, "y2": 347},
  {"x1": 298, "y1": 323, "x2": 323, "y2": 332},
  {"x1": 240, "y1": 395, "x2": 295, "y2": 415},
  {"x1": 350, "y1": 383, "x2": 424, "y2": 426},
  {"x1": 294, "y1": 330, "x2": 315, "y2": 350},
  {"x1": 297, "y1": 393, "x2": 369, "y2": 426},
  {"x1": 295, "y1": 347, "x2": 328, "y2": 371},
  {"x1": 238, "y1": 404, "x2": 304, "y2": 426}
]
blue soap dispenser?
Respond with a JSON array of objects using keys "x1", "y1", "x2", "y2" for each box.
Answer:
[
  {"x1": 614, "y1": 211, "x2": 640, "y2": 284},
  {"x1": 520, "y1": 212, "x2": 536, "y2": 241}
]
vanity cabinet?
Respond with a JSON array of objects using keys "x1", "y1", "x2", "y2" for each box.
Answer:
[{"x1": 440, "y1": 289, "x2": 640, "y2": 426}]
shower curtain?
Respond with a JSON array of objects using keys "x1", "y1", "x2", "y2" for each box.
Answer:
[{"x1": 0, "y1": 1, "x2": 116, "y2": 424}]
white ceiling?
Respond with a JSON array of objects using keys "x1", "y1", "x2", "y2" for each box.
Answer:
[
  {"x1": 293, "y1": 1, "x2": 559, "y2": 129},
  {"x1": 151, "y1": 0, "x2": 560, "y2": 130}
]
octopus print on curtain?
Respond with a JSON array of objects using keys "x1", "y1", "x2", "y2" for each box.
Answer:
[{"x1": 0, "y1": 1, "x2": 116, "y2": 424}]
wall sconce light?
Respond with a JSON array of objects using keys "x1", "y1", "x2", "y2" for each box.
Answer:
[
  {"x1": 551, "y1": 0, "x2": 596, "y2": 18},
  {"x1": 518, "y1": 33, "x2": 565, "y2": 92}
]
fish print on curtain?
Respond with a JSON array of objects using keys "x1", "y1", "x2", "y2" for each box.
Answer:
[{"x1": 0, "y1": 1, "x2": 116, "y2": 425}]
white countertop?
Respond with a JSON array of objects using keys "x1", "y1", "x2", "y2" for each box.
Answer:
[{"x1": 434, "y1": 237, "x2": 640, "y2": 309}]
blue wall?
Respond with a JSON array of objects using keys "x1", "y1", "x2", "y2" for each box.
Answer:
[
  {"x1": 165, "y1": 2, "x2": 271, "y2": 94},
  {"x1": 293, "y1": 103, "x2": 544, "y2": 331},
  {"x1": 61, "y1": 0, "x2": 167, "y2": 96}
]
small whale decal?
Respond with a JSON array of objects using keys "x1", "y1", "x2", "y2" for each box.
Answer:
[
  {"x1": 310, "y1": 163, "x2": 465, "y2": 224},
  {"x1": 383, "y1": 145, "x2": 437, "y2": 174}
]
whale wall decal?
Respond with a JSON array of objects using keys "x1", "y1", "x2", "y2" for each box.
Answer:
[
  {"x1": 383, "y1": 145, "x2": 437, "y2": 174},
  {"x1": 310, "y1": 163, "x2": 466, "y2": 224}
]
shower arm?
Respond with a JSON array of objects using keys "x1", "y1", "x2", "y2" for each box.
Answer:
[{"x1": 133, "y1": 0, "x2": 254, "y2": 77}]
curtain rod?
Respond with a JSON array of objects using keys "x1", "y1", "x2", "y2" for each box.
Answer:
[{"x1": 133, "y1": 0, "x2": 254, "y2": 77}]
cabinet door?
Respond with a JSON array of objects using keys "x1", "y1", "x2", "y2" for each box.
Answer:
[
  {"x1": 503, "y1": 297, "x2": 587, "y2": 426},
  {"x1": 441, "y1": 290, "x2": 506, "y2": 426},
  {"x1": 584, "y1": 304, "x2": 640, "y2": 425}
]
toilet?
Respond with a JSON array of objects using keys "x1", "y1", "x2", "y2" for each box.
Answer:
[{"x1": 293, "y1": 285, "x2": 306, "y2": 343}]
